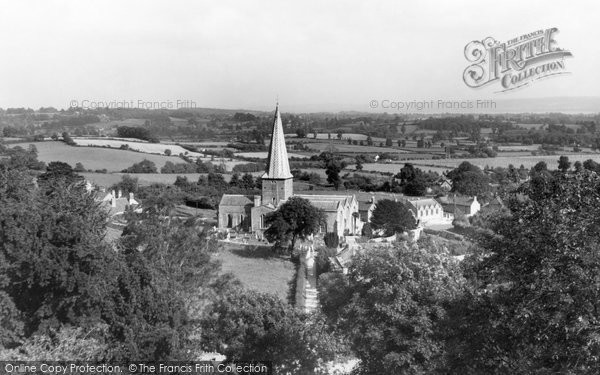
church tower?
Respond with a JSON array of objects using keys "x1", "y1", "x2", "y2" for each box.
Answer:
[{"x1": 261, "y1": 103, "x2": 293, "y2": 206}]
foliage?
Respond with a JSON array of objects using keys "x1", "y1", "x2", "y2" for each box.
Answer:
[
  {"x1": 0, "y1": 325, "x2": 108, "y2": 360},
  {"x1": 38, "y1": 161, "x2": 83, "y2": 186},
  {"x1": 160, "y1": 161, "x2": 197, "y2": 173},
  {"x1": 0, "y1": 166, "x2": 227, "y2": 361},
  {"x1": 319, "y1": 244, "x2": 465, "y2": 374},
  {"x1": 200, "y1": 288, "x2": 346, "y2": 374},
  {"x1": 448, "y1": 170, "x2": 600, "y2": 373},
  {"x1": 370, "y1": 199, "x2": 417, "y2": 236},
  {"x1": 325, "y1": 159, "x2": 343, "y2": 190},
  {"x1": 116, "y1": 126, "x2": 159, "y2": 143},
  {"x1": 447, "y1": 161, "x2": 489, "y2": 197},
  {"x1": 323, "y1": 232, "x2": 339, "y2": 249},
  {"x1": 122, "y1": 159, "x2": 158, "y2": 173},
  {"x1": 264, "y1": 197, "x2": 325, "y2": 252}
]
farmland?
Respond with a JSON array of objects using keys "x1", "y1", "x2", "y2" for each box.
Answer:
[
  {"x1": 81, "y1": 171, "x2": 263, "y2": 188},
  {"x1": 73, "y1": 137, "x2": 205, "y2": 157},
  {"x1": 359, "y1": 153, "x2": 600, "y2": 174},
  {"x1": 9, "y1": 141, "x2": 186, "y2": 172},
  {"x1": 235, "y1": 151, "x2": 310, "y2": 159}
]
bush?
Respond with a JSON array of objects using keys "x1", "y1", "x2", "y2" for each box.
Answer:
[
  {"x1": 361, "y1": 223, "x2": 373, "y2": 238},
  {"x1": 316, "y1": 246, "x2": 337, "y2": 276},
  {"x1": 122, "y1": 159, "x2": 157, "y2": 173},
  {"x1": 324, "y1": 232, "x2": 339, "y2": 249}
]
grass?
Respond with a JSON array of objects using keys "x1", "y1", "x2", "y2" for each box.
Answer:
[
  {"x1": 10, "y1": 141, "x2": 186, "y2": 172},
  {"x1": 73, "y1": 137, "x2": 204, "y2": 157},
  {"x1": 216, "y1": 243, "x2": 296, "y2": 301}
]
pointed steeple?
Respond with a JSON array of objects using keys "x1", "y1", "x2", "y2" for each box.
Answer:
[{"x1": 263, "y1": 103, "x2": 292, "y2": 179}]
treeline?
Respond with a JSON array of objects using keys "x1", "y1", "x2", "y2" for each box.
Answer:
[
  {"x1": 116, "y1": 126, "x2": 159, "y2": 143},
  {"x1": 419, "y1": 115, "x2": 514, "y2": 133}
]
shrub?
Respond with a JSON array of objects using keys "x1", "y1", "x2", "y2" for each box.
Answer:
[{"x1": 324, "y1": 232, "x2": 339, "y2": 249}]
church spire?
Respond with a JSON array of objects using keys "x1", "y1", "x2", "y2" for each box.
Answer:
[{"x1": 263, "y1": 103, "x2": 292, "y2": 179}]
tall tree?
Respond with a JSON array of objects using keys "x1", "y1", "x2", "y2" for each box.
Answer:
[
  {"x1": 447, "y1": 161, "x2": 489, "y2": 197},
  {"x1": 318, "y1": 244, "x2": 465, "y2": 374},
  {"x1": 448, "y1": 170, "x2": 600, "y2": 373},
  {"x1": 200, "y1": 288, "x2": 345, "y2": 374},
  {"x1": 370, "y1": 199, "x2": 417, "y2": 236},
  {"x1": 325, "y1": 159, "x2": 343, "y2": 190},
  {"x1": 264, "y1": 197, "x2": 325, "y2": 252}
]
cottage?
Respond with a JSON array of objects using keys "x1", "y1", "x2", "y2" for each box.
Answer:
[
  {"x1": 406, "y1": 197, "x2": 445, "y2": 225},
  {"x1": 436, "y1": 195, "x2": 481, "y2": 218}
]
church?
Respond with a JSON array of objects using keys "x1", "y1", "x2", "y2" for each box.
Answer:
[{"x1": 218, "y1": 104, "x2": 362, "y2": 238}]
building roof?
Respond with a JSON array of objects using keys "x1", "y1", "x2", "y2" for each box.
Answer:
[
  {"x1": 358, "y1": 201, "x2": 374, "y2": 212},
  {"x1": 436, "y1": 195, "x2": 476, "y2": 207},
  {"x1": 219, "y1": 194, "x2": 253, "y2": 206},
  {"x1": 295, "y1": 194, "x2": 356, "y2": 212},
  {"x1": 262, "y1": 104, "x2": 293, "y2": 180},
  {"x1": 408, "y1": 198, "x2": 441, "y2": 209}
]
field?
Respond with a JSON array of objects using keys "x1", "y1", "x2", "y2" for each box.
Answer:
[
  {"x1": 81, "y1": 172, "x2": 263, "y2": 187},
  {"x1": 305, "y1": 142, "x2": 409, "y2": 154},
  {"x1": 235, "y1": 151, "x2": 310, "y2": 159},
  {"x1": 10, "y1": 141, "x2": 186, "y2": 172},
  {"x1": 286, "y1": 132, "x2": 369, "y2": 140},
  {"x1": 359, "y1": 153, "x2": 600, "y2": 174},
  {"x1": 216, "y1": 243, "x2": 295, "y2": 301},
  {"x1": 73, "y1": 137, "x2": 204, "y2": 157}
]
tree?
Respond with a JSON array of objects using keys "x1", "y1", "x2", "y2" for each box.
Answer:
[
  {"x1": 355, "y1": 157, "x2": 363, "y2": 171},
  {"x1": 448, "y1": 170, "x2": 600, "y2": 373},
  {"x1": 385, "y1": 138, "x2": 392, "y2": 146},
  {"x1": 399, "y1": 163, "x2": 417, "y2": 184},
  {"x1": 318, "y1": 244, "x2": 465, "y2": 374},
  {"x1": 264, "y1": 197, "x2": 325, "y2": 252},
  {"x1": 122, "y1": 159, "x2": 157, "y2": 173},
  {"x1": 164, "y1": 149, "x2": 172, "y2": 156},
  {"x1": 295, "y1": 128, "x2": 307, "y2": 138},
  {"x1": 366, "y1": 136, "x2": 373, "y2": 146},
  {"x1": 447, "y1": 161, "x2": 489, "y2": 197},
  {"x1": 558, "y1": 155, "x2": 571, "y2": 172},
  {"x1": 337, "y1": 131, "x2": 343, "y2": 140},
  {"x1": 74, "y1": 162, "x2": 86, "y2": 172},
  {"x1": 323, "y1": 232, "x2": 339, "y2": 249},
  {"x1": 229, "y1": 173, "x2": 240, "y2": 187},
  {"x1": 404, "y1": 174, "x2": 427, "y2": 196},
  {"x1": 370, "y1": 199, "x2": 417, "y2": 236},
  {"x1": 38, "y1": 161, "x2": 83, "y2": 185},
  {"x1": 325, "y1": 159, "x2": 343, "y2": 190},
  {"x1": 111, "y1": 174, "x2": 139, "y2": 194},
  {"x1": 61, "y1": 132, "x2": 75, "y2": 145},
  {"x1": 200, "y1": 288, "x2": 344, "y2": 374}
]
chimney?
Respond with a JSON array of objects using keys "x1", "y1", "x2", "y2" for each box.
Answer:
[
  {"x1": 111, "y1": 195, "x2": 116, "y2": 208},
  {"x1": 111, "y1": 190, "x2": 115, "y2": 198},
  {"x1": 118, "y1": 190, "x2": 122, "y2": 198},
  {"x1": 254, "y1": 195, "x2": 261, "y2": 207},
  {"x1": 129, "y1": 192, "x2": 134, "y2": 202}
]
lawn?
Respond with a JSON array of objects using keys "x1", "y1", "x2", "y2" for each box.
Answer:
[
  {"x1": 216, "y1": 243, "x2": 296, "y2": 301},
  {"x1": 10, "y1": 141, "x2": 186, "y2": 172}
]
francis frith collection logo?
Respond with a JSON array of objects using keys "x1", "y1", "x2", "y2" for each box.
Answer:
[{"x1": 463, "y1": 27, "x2": 573, "y2": 92}]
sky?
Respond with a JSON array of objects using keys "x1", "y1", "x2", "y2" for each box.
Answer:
[{"x1": 0, "y1": 0, "x2": 599, "y2": 113}]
